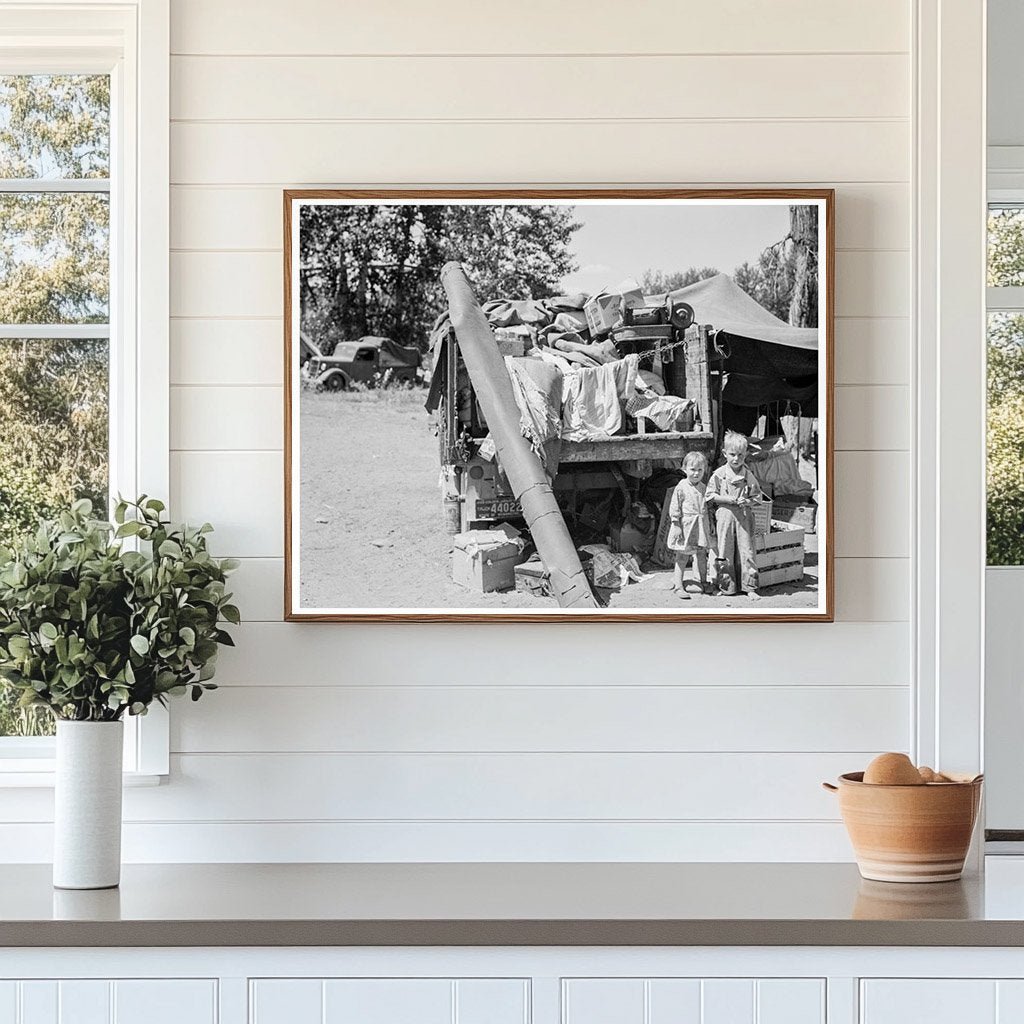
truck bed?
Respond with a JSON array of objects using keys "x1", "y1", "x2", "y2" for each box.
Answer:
[{"x1": 560, "y1": 430, "x2": 716, "y2": 463}]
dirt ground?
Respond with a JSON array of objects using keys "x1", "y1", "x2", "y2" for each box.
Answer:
[{"x1": 299, "y1": 389, "x2": 819, "y2": 612}]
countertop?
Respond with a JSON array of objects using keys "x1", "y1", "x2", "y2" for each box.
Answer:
[{"x1": 5, "y1": 861, "x2": 1024, "y2": 947}]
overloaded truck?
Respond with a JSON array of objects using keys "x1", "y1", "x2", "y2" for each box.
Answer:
[{"x1": 425, "y1": 263, "x2": 727, "y2": 606}]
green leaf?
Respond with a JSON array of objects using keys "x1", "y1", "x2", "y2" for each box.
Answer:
[
  {"x1": 158, "y1": 539, "x2": 182, "y2": 559},
  {"x1": 130, "y1": 634, "x2": 150, "y2": 656},
  {"x1": 220, "y1": 604, "x2": 241, "y2": 625},
  {"x1": 39, "y1": 622, "x2": 58, "y2": 641}
]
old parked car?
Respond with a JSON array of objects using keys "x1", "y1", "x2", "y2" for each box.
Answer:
[{"x1": 303, "y1": 333, "x2": 420, "y2": 391}]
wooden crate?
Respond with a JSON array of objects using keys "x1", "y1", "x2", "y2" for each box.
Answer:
[
  {"x1": 771, "y1": 495, "x2": 817, "y2": 534},
  {"x1": 754, "y1": 526, "x2": 805, "y2": 588}
]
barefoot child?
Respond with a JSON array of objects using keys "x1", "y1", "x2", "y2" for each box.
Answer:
[
  {"x1": 705, "y1": 431, "x2": 762, "y2": 599},
  {"x1": 667, "y1": 451, "x2": 711, "y2": 599}
]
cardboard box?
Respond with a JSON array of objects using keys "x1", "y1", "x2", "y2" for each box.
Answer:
[
  {"x1": 452, "y1": 526, "x2": 522, "y2": 593},
  {"x1": 584, "y1": 279, "x2": 644, "y2": 336}
]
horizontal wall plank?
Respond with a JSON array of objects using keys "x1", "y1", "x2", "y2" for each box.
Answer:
[
  {"x1": 227, "y1": 557, "x2": 909, "y2": 624},
  {"x1": 170, "y1": 121, "x2": 909, "y2": 186},
  {"x1": 171, "y1": 183, "x2": 909, "y2": 252},
  {"x1": 834, "y1": 250, "x2": 909, "y2": 318},
  {"x1": 833, "y1": 558, "x2": 909, "y2": 622},
  {"x1": 212, "y1": 621, "x2": 909, "y2": 687},
  {"x1": 169, "y1": 383, "x2": 901, "y2": 454},
  {"x1": 835, "y1": 385, "x2": 909, "y2": 451},
  {"x1": 173, "y1": 447, "x2": 902, "y2": 559},
  {"x1": 171, "y1": 249, "x2": 907, "y2": 319},
  {"x1": 170, "y1": 0, "x2": 909, "y2": 56},
  {"x1": 834, "y1": 451, "x2": 909, "y2": 558},
  {"x1": 0, "y1": 820, "x2": 856, "y2": 863},
  {"x1": 171, "y1": 319, "x2": 284, "y2": 386},
  {"x1": 171, "y1": 385, "x2": 282, "y2": 450},
  {"x1": 834, "y1": 318, "x2": 909, "y2": 385},
  {"x1": 171, "y1": 54, "x2": 909, "y2": 122},
  {"x1": 171, "y1": 684, "x2": 909, "y2": 754},
  {"x1": 170, "y1": 451, "x2": 283, "y2": 557},
  {"x1": 121, "y1": 752, "x2": 868, "y2": 821}
]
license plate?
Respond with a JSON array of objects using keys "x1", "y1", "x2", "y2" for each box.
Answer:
[{"x1": 475, "y1": 497, "x2": 522, "y2": 518}]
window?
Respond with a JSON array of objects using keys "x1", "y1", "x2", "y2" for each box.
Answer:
[
  {"x1": 987, "y1": 205, "x2": 1024, "y2": 565},
  {"x1": 0, "y1": 3, "x2": 169, "y2": 778}
]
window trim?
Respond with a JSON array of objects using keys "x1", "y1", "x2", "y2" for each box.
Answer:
[{"x1": 0, "y1": 0, "x2": 170, "y2": 779}]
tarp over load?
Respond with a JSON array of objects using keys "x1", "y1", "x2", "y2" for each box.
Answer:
[{"x1": 654, "y1": 274, "x2": 819, "y2": 411}]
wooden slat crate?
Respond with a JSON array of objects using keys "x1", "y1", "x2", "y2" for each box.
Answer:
[{"x1": 754, "y1": 526, "x2": 805, "y2": 588}]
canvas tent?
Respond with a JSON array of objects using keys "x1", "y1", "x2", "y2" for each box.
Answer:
[{"x1": 658, "y1": 273, "x2": 819, "y2": 412}]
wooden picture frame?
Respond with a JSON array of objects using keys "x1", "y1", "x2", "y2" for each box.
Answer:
[{"x1": 284, "y1": 189, "x2": 834, "y2": 622}]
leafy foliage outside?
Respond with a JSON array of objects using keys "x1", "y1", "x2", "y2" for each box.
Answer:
[
  {"x1": 0, "y1": 75, "x2": 111, "y2": 733},
  {"x1": 987, "y1": 207, "x2": 1024, "y2": 564},
  {"x1": 0, "y1": 498, "x2": 238, "y2": 724},
  {"x1": 300, "y1": 204, "x2": 579, "y2": 353}
]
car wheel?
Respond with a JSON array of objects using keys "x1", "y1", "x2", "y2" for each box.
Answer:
[{"x1": 323, "y1": 374, "x2": 347, "y2": 392}]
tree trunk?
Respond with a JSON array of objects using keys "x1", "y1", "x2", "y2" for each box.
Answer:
[{"x1": 787, "y1": 205, "x2": 818, "y2": 327}]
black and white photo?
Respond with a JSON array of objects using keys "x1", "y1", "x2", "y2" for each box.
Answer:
[{"x1": 285, "y1": 190, "x2": 833, "y2": 621}]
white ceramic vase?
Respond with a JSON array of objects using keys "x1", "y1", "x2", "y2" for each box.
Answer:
[{"x1": 53, "y1": 720, "x2": 124, "y2": 890}]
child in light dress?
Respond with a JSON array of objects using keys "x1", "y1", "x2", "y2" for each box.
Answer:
[
  {"x1": 705, "y1": 430, "x2": 761, "y2": 600},
  {"x1": 667, "y1": 450, "x2": 712, "y2": 599}
]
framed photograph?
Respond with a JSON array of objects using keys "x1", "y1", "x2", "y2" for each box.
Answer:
[{"x1": 284, "y1": 189, "x2": 834, "y2": 622}]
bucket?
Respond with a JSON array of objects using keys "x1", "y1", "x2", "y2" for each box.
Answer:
[{"x1": 823, "y1": 772, "x2": 982, "y2": 883}]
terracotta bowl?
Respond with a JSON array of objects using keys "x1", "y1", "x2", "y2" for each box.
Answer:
[{"x1": 823, "y1": 772, "x2": 983, "y2": 883}]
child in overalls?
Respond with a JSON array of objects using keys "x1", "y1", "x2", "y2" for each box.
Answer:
[
  {"x1": 667, "y1": 450, "x2": 712, "y2": 598},
  {"x1": 705, "y1": 431, "x2": 761, "y2": 600}
]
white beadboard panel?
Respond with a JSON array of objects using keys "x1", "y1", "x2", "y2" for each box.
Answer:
[
  {"x1": 859, "y1": 981, "x2": 996, "y2": 1024},
  {"x1": 834, "y1": 558, "x2": 909, "y2": 622},
  {"x1": 701, "y1": 980, "x2": 754, "y2": 1024},
  {"x1": 59, "y1": 980, "x2": 110, "y2": 1023},
  {"x1": 171, "y1": 451, "x2": 283, "y2": 557},
  {"x1": 214, "y1": 622, "x2": 909, "y2": 687},
  {"x1": 170, "y1": 248, "x2": 907, "y2": 321},
  {"x1": 171, "y1": 54, "x2": 909, "y2": 122},
  {"x1": 250, "y1": 980, "x2": 322, "y2": 1024},
  {"x1": 834, "y1": 451, "x2": 910, "y2": 558},
  {"x1": 647, "y1": 980, "x2": 702, "y2": 1023},
  {"x1": 225, "y1": 557, "x2": 283, "y2": 620},
  {"x1": 834, "y1": 385, "x2": 909, "y2": 451},
  {"x1": 170, "y1": 121, "x2": 909, "y2": 187},
  {"x1": 171, "y1": 252, "x2": 280, "y2": 317},
  {"x1": 756, "y1": 980, "x2": 826, "y2": 1024},
  {"x1": 834, "y1": 318, "x2": 910, "y2": 386},
  {"x1": 113, "y1": 981, "x2": 218, "y2": 1024},
  {"x1": 834, "y1": 250, "x2": 909, "y2": 318},
  {"x1": 123, "y1": 752, "x2": 866, "y2": 821},
  {"x1": 456, "y1": 980, "x2": 530, "y2": 1024},
  {"x1": 0, "y1": 983, "x2": 13, "y2": 1024},
  {"x1": 170, "y1": 183, "x2": 909, "y2": 253},
  {"x1": 171, "y1": 385, "x2": 282, "y2": 451},
  {"x1": 563, "y1": 979, "x2": 644, "y2": 1024},
  {"x1": 170, "y1": 685, "x2": 909, "y2": 754},
  {"x1": 19, "y1": 983, "x2": 56, "y2": 1022},
  {"x1": 173, "y1": 434, "x2": 904, "y2": 563},
  {"x1": 170, "y1": 0, "x2": 910, "y2": 56},
  {"x1": 170, "y1": 319, "x2": 283, "y2": 386},
  {"x1": 228, "y1": 556, "x2": 909, "y2": 624},
  {"x1": 323, "y1": 980, "x2": 451, "y2": 1024},
  {"x1": 0, "y1": 819, "x2": 856, "y2": 862}
]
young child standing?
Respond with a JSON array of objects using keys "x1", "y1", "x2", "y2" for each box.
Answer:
[
  {"x1": 705, "y1": 431, "x2": 761, "y2": 600},
  {"x1": 667, "y1": 451, "x2": 712, "y2": 599}
]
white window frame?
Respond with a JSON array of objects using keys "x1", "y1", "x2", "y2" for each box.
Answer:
[{"x1": 0, "y1": 0, "x2": 169, "y2": 783}]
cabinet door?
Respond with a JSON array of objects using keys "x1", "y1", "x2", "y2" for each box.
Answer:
[
  {"x1": 562, "y1": 978, "x2": 825, "y2": 1024},
  {"x1": 862, "y1": 980, "x2": 1024, "y2": 1024},
  {"x1": 249, "y1": 978, "x2": 528, "y2": 1024},
  {"x1": 0, "y1": 981, "x2": 216, "y2": 1024}
]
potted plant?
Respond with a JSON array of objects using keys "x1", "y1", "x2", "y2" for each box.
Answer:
[{"x1": 0, "y1": 497, "x2": 239, "y2": 889}]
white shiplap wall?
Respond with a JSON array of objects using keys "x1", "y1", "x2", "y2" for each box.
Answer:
[{"x1": 6, "y1": 0, "x2": 917, "y2": 862}]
